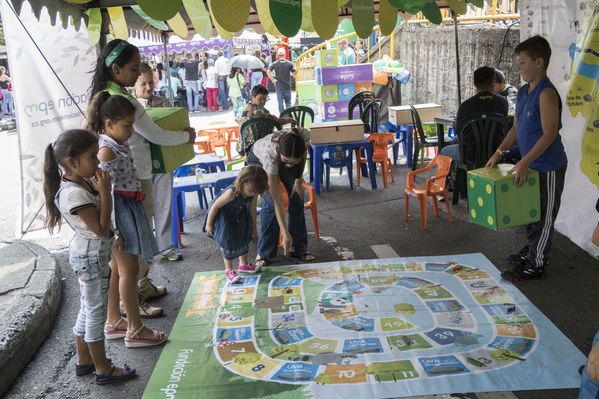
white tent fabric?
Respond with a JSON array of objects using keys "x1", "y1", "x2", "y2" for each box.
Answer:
[
  {"x1": 1, "y1": 0, "x2": 96, "y2": 234},
  {"x1": 520, "y1": 0, "x2": 599, "y2": 258}
]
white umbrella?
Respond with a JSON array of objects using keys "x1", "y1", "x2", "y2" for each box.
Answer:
[{"x1": 228, "y1": 54, "x2": 263, "y2": 69}]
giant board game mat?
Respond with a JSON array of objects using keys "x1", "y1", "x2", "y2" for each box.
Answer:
[{"x1": 143, "y1": 253, "x2": 585, "y2": 398}]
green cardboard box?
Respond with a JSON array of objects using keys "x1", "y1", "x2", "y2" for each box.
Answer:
[
  {"x1": 296, "y1": 80, "x2": 318, "y2": 103},
  {"x1": 314, "y1": 49, "x2": 338, "y2": 68},
  {"x1": 146, "y1": 107, "x2": 194, "y2": 173},
  {"x1": 467, "y1": 167, "x2": 540, "y2": 231},
  {"x1": 315, "y1": 84, "x2": 339, "y2": 103}
]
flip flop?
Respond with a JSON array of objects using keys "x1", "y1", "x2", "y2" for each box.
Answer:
[
  {"x1": 95, "y1": 365, "x2": 136, "y2": 385},
  {"x1": 291, "y1": 252, "x2": 315, "y2": 262},
  {"x1": 76, "y1": 358, "x2": 111, "y2": 376}
]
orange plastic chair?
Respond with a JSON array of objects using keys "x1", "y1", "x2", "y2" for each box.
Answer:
[
  {"x1": 404, "y1": 155, "x2": 453, "y2": 230},
  {"x1": 199, "y1": 129, "x2": 227, "y2": 157},
  {"x1": 193, "y1": 136, "x2": 212, "y2": 154},
  {"x1": 367, "y1": 133, "x2": 395, "y2": 188},
  {"x1": 278, "y1": 180, "x2": 320, "y2": 246},
  {"x1": 222, "y1": 126, "x2": 240, "y2": 162}
]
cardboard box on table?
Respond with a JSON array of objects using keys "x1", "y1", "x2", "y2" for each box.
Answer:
[
  {"x1": 338, "y1": 83, "x2": 356, "y2": 101},
  {"x1": 467, "y1": 167, "x2": 540, "y2": 231},
  {"x1": 355, "y1": 81, "x2": 372, "y2": 93},
  {"x1": 146, "y1": 107, "x2": 194, "y2": 173},
  {"x1": 310, "y1": 120, "x2": 364, "y2": 144},
  {"x1": 319, "y1": 100, "x2": 361, "y2": 121},
  {"x1": 388, "y1": 103, "x2": 442, "y2": 125},
  {"x1": 314, "y1": 49, "x2": 338, "y2": 68},
  {"x1": 315, "y1": 84, "x2": 339, "y2": 103},
  {"x1": 297, "y1": 80, "x2": 318, "y2": 103},
  {"x1": 318, "y1": 64, "x2": 374, "y2": 86}
]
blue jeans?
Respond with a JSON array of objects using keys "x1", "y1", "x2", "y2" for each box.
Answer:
[
  {"x1": 217, "y1": 76, "x2": 229, "y2": 110},
  {"x1": 580, "y1": 331, "x2": 599, "y2": 399},
  {"x1": 1, "y1": 89, "x2": 12, "y2": 115},
  {"x1": 250, "y1": 72, "x2": 262, "y2": 89},
  {"x1": 247, "y1": 151, "x2": 307, "y2": 259},
  {"x1": 184, "y1": 80, "x2": 200, "y2": 112},
  {"x1": 71, "y1": 252, "x2": 112, "y2": 342},
  {"x1": 276, "y1": 86, "x2": 292, "y2": 114}
]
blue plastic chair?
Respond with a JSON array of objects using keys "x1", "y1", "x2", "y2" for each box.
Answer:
[
  {"x1": 323, "y1": 145, "x2": 353, "y2": 191},
  {"x1": 214, "y1": 176, "x2": 238, "y2": 197}
]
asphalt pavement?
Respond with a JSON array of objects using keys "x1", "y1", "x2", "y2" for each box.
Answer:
[{"x1": 1, "y1": 101, "x2": 598, "y2": 399}]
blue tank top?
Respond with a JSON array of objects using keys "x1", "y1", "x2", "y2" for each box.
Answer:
[{"x1": 515, "y1": 76, "x2": 567, "y2": 172}]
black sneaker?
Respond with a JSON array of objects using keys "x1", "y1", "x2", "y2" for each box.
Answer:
[
  {"x1": 507, "y1": 247, "x2": 528, "y2": 265},
  {"x1": 501, "y1": 264, "x2": 546, "y2": 282}
]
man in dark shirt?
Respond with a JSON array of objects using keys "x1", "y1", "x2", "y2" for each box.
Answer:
[
  {"x1": 493, "y1": 69, "x2": 517, "y2": 115},
  {"x1": 267, "y1": 47, "x2": 296, "y2": 113},
  {"x1": 183, "y1": 52, "x2": 201, "y2": 112},
  {"x1": 441, "y1": 66, "x2": 508, "y2": 164}
]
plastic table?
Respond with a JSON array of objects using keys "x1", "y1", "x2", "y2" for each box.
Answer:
[
  {"x1": 171, "y1": 170, "x2": 239, "y2": 248},
  {"x1": 309, "y1": 140, "x2": 377, "y2": 194}
]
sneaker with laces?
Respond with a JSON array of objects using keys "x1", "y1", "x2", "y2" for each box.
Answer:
[
  {"x1": 507, "y1": 247, "x2": 529, "y2": 265},
  {"x1": 226, "y1": 268, "x2": 241, "y2": 283},
  {"x1": 160, "y1": 248, "x2": 183, "y2": 261},
  {"x1": 120, "y1": 299, "x2": 163, "y2": 318},
  {"x1": 139, "y1": 279, "x2": 167, "y2": 302},
  {"x1": 238, "y1": 262, "x2": 261, "y2": 273},
  {"x1": 501, "y1": 264, "x2": 546, "y2": 282}
]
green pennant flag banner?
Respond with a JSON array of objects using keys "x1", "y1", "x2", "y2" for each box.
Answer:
[
  {"x1": 182, "y1": 0, "x2": 213, "y2": 39},
  {"x1": 388, "y1": 0, "x2": 426, "y2": 15},
  {"x1": 269, "y1": 0, "x2": 302, "y2": 37},
  {"x1": 85, "y1": 7, "x2": 101, "y2": 44},
  {"x1": 311, "y1": 0, "x2": 337, "y2": 40},
  {"x1": 136, "y1": 0, "x2": 182, "y2": 21},
  {"x1": 208, "y1": 0, "x2": 250, "y2": 33},
  {"x1": 421, "y1": 0, "x2": 442, "y2": 24},
  {"x1": 301, "y1": 0, "x2": 315, "y2": 32},
  {"x1": 255, "y1": 0, "x2": 281, "y2": 35},
  {"x1": 446, "y1": 0, "x2": 468, "y2": 14},
  {"x1": 131, "y1": 5, "x2": 168, "y2": 31},
  {"x1": 378, "y1": 0, "x2": 398, "y2": 36},
  {"x1": 352, "y1": 0, "x2": 374, "y2": 39},
  {"x1": 338, "y1": 0, "x2": 348, "y2": 6},
  {"x1": 469, "y1": 0, "x2": 484, "y2": 7}
]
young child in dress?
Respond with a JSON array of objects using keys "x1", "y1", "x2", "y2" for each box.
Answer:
[
  {"x1": 204, "y1": 165, "x2": 269, "y2": 283},
  {"x1": 87, "y1": 91, "x2": 167, "y2": 347},
  {"x1": 43, "y1": 129, "x2": 135, "y2": 384}
]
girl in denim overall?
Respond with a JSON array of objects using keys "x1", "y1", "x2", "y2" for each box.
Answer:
[{"x1": 43, "y1": 129, "x2": 135, "y2": 384}]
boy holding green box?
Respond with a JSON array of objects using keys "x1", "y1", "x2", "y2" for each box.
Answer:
[{"x1": 486, "y1": 36, "x2": 567, "y2": 282}]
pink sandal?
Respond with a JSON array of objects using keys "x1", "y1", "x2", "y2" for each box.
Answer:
[
  {"x1": 124, "y1": 325, "x2": 167, "y2": 348},
  {"x1": 104, "y1": 318, "x2": 127, "y2": 340}
]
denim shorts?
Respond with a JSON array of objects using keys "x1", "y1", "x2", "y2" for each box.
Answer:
[{"x1": 114, "y1": 193, "x2": 159, "y2": 260}]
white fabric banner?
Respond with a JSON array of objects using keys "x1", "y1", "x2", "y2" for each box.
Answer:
[
  {"x1": 521, "y1": 0, "x2": 599, "y2": 258},
  {"x1": 1, "y1": 0, "x2": 97, "y2": 234}
]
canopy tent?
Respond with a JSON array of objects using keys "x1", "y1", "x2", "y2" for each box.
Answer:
[
  {"x1": 136, "y1": 36, "x2": 262, "y2": 58},
  {"x1": 5, "y1": 0, "x2": 486, "y2": 44}
]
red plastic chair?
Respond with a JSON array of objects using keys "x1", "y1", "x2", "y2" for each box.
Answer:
[
  {"x1": 404, "y1": 155, "x2": 453, "y2": 230},
  {"x1": 222, "y1": 125, "x2": 240, "y2": 162},
  {"x1": 366, "y1": 133, "x2": 395, "y2": 188},
  {"x1": 278, "y1": 180, "x2": 320, "y2": 246}
]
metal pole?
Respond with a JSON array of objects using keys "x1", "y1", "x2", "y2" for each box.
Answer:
[
  {"x1": 163, "y1": 31, "x2": 174, "y2": 106},
  {"x1": 453, "y1": 12, "x2": 462, "y2": 106}
]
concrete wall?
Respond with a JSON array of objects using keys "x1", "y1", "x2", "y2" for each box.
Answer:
[{"x1": 389, "y1": 24, "x2": 520, "y2": 113}]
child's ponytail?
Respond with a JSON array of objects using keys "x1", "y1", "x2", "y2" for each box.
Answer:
[
  {"x1": 86, "y1": 91, "x2": 135, "y2": 134},
  {"x1": 43, "y1": 143, "x2": 62, "y2": 233},
  {"x1": 87, "y1": 91, "x2": 111, "y2": 135},
  {"x1": 43, "y1": 129, "x2": 99, "y2": 233}
]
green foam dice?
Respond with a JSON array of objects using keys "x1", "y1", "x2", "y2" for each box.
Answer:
[
  {"x1": 467, "y1": 167, "x2": 540, "y2": 231},
  {"x1": 146, "y1": 107, "x2": 194, "y2": 173},
  {"x1": 315, "y1": 84, "x2": 339, "y2": 103},
  {"x1": 314, "y1": 49, "x2": 338, "y2": 68}
]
